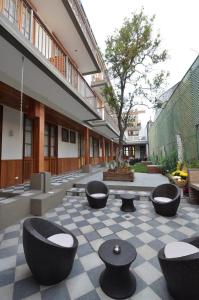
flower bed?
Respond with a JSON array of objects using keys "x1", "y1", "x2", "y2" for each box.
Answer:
[{"x1": 103, "y1": 168, "x2": 134, "y2": 181}]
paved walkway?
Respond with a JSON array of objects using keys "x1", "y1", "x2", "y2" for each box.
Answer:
[
  {"x1": 75, "y1": 171, "x2": 169, "y2": 191},
  {"x1": 1, "y1": 167, "x2": 169, "y2": 194}
]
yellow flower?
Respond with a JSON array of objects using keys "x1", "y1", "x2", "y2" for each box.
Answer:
[{"x1": 180, "y1": 171, "x2": 188, "y2": 177}]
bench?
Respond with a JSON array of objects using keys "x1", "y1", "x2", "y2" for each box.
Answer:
[
  {"x1": 0, "y1": 190, "x2": 42, "y2": 230},
  {"x1": 31, "y1": 188, "x2": 65, "y2": 216},
  {"x1": 188, "y1": 169, "x2": 199, "y2": 203}
]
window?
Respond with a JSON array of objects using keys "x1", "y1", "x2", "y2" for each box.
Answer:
[
  {"x1": 123, "y1": 146, "x2": 135, "y2": 157},
  {"x1": 105, "y1": 142, "x2": 110, "y2": 156},
  {"x1": 44, "y1": 124, "x2": 56, "y2": 157},
  {"x1": 70, "y1": 131, "x2": 76, "y2": 143},
  {"x1": 78, "y1": 133, "x2": 83, "y2": 157},
  {"x1": 50, "y1": 126, "x2": 56, "y2": 157},
  {"x1": 93, "y1": 137, "x2": 99, "y2": 157},
  {"x1": 123, "y1": 146, "x2": 129, "y2": 156},
  {"x1": 24, "y1": 117, "x2": 33, "y2": 157},
  {"x1": 3, "y1": 0, "x2": 18, "y2": 24},
  {"x1": 44, "y1": 124, "x2": 49, "y2": 157},
  {"x1": 21, "y1": 3, "x2": 31, "y2": 40},
  {"x1": 62, "y1": 128, "x2": 69, "y2": 142}
]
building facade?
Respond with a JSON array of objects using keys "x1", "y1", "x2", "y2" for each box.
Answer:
[
  {"x1": 123, "y1": 110, "x2": 148, "y2": 161},
  {"x1": 0, "y1": 0, "x2": 119, "y2": 188}
]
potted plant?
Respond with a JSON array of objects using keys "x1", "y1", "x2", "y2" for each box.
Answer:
[{"x1": 171, "y1": 162, "x2": 188, "y2": 188}]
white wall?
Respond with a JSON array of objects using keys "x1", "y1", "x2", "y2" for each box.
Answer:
[
  {"x1": 2, "y1": 106, "x2": 23, "y2": 160},
  {"x1": 135, "y1": 145, "x2": 140, "y2": 159},
  {"x1": 58, "y1": 126, "x2": 78, "y2": 158}
]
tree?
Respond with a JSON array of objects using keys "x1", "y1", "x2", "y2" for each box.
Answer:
[{"x1": 103, "y1": 8, "x2": 169, "y2": 163}]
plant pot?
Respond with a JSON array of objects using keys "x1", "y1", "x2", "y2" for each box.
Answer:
[
  {"x1": 103, "y1": 168, "x2": 134, "y2": 182},
  {"x1": 173, "y1": 178, "x2": 188, "y2": 188}
]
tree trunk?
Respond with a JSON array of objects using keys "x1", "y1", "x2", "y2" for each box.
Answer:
[{"x1": 116, "y1": 134, "x2": 124, "y2": 166}]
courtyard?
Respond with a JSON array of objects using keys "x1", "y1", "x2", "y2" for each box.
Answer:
[{"x1": 0, "y1": 188, "x2": 198, "y2": 300}]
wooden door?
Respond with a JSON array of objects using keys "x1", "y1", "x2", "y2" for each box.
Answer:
[
  {"x1": 23, "y1": 116, "x2": 33, "y2": 181},
  {"x1": 44, "y1": 123, "x2": 57, "y2": 174}
]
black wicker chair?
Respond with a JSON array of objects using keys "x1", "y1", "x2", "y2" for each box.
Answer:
[
  {"x1": 149, "y1": 183, "x2": 181, "y2": 216},
  {"x1": 158, "y1": 236, "x2": 199, "y2": 300},
  {"x1": 85, "y1": 180, "x2": 109, "y2": 209},
  {"x1": 23, "y1": 218, "x2": 78, "y2": 285}
]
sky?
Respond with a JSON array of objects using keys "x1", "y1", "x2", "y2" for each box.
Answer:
[{"x1": 81, "y1": 0, "x2": 199, "y2": 124}]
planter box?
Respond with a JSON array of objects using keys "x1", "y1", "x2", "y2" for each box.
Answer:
[
  {"x1": 103, "y1": 169, "x2": 134, "y2": 182},
  {"x1": 147, "y1": 165, "x2": 162, "y2": 174}
]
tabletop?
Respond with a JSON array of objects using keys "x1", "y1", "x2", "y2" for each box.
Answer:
[
  {"x1": 120, "y1": 194, "x2": 135, "y2": 200},
  {"x1": 98, "y1": 239, "x2": 136, "y2": 267}
]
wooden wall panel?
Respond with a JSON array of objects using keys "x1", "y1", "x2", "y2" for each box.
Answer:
[
  {"x1": 50, "y1": 158, "x2": 57, "y2": 175},
  {"x1": 44, "y1": 159, "x2": 50, "y2": 172},
  {"x1": 1, "y1": 160, "x2": 23, "y2": 188},
  {"x1": 44, "y1": 158, "x2": 57, "y2": 174},
  {"x1": 23, "y1": 158, "x2": 33, "y2": 182},
  {"x1": 89, "y1": 157, "x2": 102, "y2": 165},
  {"x1": 57, "y1": 158, "x2": 79, "y2": 174}
]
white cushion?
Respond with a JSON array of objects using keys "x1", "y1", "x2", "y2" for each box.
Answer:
[
  {"x1": 90, "y1": 193, "x2": 106, "y2": 199},
  {"x1": 154, "y1": 197, "x2": 172, "y2": 203},
  {"x1": 47, "y1": 233, "x2": 74, "y2": 247},
  {"x1": 164, "y1": 241, "x2": 199, "y2": 258}
]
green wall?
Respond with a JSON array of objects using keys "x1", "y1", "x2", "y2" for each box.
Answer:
[{"x1": 149, "y1": 56, "x2": 199, "y2": 163}]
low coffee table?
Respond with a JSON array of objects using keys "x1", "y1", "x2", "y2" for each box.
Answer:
[
  {"x1": 120, "y1": 194, "x2": 136, "y2": 212},
  {"x1": 98, "y1": 239, "x2": 137, "y2": 299}
]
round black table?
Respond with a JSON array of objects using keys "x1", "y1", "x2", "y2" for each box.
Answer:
[
  {"x1": 98, "y1": 239, "x2": 137, "y2": 299},
  {"x1": 120, "y1": 194, "x2": 136, "y2": 212}
]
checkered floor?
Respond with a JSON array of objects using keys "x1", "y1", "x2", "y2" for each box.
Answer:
[
  {"x1": 0, "y1": 196, "x2": 198, "y2": 300},
  {"x1": 0, "y1": 171, "x2": 84, "y2": 194}
]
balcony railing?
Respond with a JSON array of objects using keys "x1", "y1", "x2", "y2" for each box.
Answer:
[
  {"x1": 104, "y1": 107, "x2": 119, "y2": 133},
  {"x1": 0, "y1": 0, "x2": 102, "y2": 117},
  {"x1": 127, "y1": 136, "x2": 148, "y2": 142},
  {"x1": 67, "y1": 0, "x2": 103, "y2": 70}
]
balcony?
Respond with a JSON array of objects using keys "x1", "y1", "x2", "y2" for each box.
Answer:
[
  {"x1": 0, "y1": 0, "x2": 103, "y2": 120},
  {"x1": 67, "y1": 0, "x2": 103, "y2": 71},
  {"x1": 125, "y1": 135, "x2": 148, "y2": 144},
  {"x1": 87, "y1": 106, "x2": 119, "y2": 139},
  {"x1": 31, "y1": 0, "x2": 101, "y2": 74},
  {"x1": 127, "y1": 123, "x2": 141, "y2": 131}
]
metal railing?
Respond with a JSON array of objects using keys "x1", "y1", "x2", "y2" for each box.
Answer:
[
  {"x1": 67, "y1": 0, "x2": 102, "y2": 68},
  {"x1": 104, "y1": 107, "x2": 119, "y2": 133}
]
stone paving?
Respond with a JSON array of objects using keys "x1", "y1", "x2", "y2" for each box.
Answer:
[{"x1": 0, "y1": 194, "x2": 198, "y2": 300}]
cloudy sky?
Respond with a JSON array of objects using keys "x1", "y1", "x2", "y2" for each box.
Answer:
[
  {"x1": 82, "y1": 0, "x2": 199, "y2": 87},
  {"x1": 81, "y1": 0, "x2": 199, "y2": 122}
]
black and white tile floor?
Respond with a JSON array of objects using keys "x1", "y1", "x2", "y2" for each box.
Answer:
[
  {"x1": 0, "y1": 195, "x2": 198, "y2": 300},
  {"x1": 1, "y1": 171, "x2": 84, "y2": 194}
]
